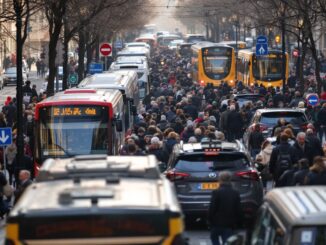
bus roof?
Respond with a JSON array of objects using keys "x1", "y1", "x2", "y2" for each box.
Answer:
[
  {"x1": 191, "y1": 42, "x2": 233, "y2": 51},
  {"x1": 35, "y1": 88, "x2": 123, "y2": 119},
  {"x1": 78, "y1": 70, "x2": 138, "y2": 95}
]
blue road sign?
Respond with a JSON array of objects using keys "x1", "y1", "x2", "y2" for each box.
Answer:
[
  {"x1": 256, "y1": 35, "x2": 268, "y2": 43},
  {"x1": 114, "y1": 41, "x2": 123, "y2": 49},
  {"x1": 306, "y1": 93, "x2": 319, "y2": 106},
  {"x1": 0, "y1": 128, "x2": 12, "y2": 146},
  {"x1": 256, "y1": 43, "x2": 268, "y2": 56},
  {"x1": 89, "y1": 63, "x2": 103, "y2": 75}
]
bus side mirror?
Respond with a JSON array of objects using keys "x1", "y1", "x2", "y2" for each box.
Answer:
[{"x1": 115, "y1": 119, "x2": 123, "y2": 132}]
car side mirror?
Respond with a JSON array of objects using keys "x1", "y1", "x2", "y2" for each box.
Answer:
[
  {"x1": 225, "y1": 232, "x2": 246, "y2": 245},
  {"x1": 115, "y1": 119, "x2": 123, "y2": 132}
]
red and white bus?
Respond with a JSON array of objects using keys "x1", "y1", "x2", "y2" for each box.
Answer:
[{"x1": 34, "y1": 88, "x2": 126, "y2": 171}]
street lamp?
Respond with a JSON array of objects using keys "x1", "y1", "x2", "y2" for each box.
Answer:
[
  {"x1": 231, "y1": 15, "x2": 239, "y2": 80},
  {"x1": 280, "y1": 0, "x2": 287, "y2": 94}
]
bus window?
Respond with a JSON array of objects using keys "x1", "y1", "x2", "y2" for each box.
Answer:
[
  {"x1": 39, "y1": 105, "x2": 109, "y2": 158},
  {"x1": 202, "y1": 47, "x2": 232, "y2": 80},
  {"x1": 253, "y1": 54, "x2": 283, "y2": 81}
]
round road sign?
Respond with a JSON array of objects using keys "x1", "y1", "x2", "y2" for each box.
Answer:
[
  {"x1": 306, "y1": 93, "x2": 319, "y2": 107},
  {"x1": 99, "y1": 43, "x2": 112, "y2": 56}
]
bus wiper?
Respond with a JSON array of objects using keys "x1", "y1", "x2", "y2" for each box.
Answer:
[{"x1": 52, "y1": 143, "x2": 74, "y2": 157}]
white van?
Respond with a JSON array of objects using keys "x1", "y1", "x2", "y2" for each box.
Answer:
[{"x1": 117, "y1": 47, "x2": 150, "y2": 60}]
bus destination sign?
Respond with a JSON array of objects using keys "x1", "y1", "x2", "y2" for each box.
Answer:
[{"x1": 52, "y1": 106, "x2": 101, "y2": 117}]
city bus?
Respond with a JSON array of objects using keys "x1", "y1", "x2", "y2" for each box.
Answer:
[
  {"x1": 34, "y1": 88, "x2": 126, "y2": 171},
  {"x1": 237, "y1": 49, "x2": 289, "y2": 87},
  {"x1": 110, "y1": 56, "x2": 150, "y2": 99},
  {"x1": 157, "y1": 34, "x2": 181, "y2": 49},
  {"x1": 78, "y1": 70, "x2": 139, "y2": 129},
  {"x1": 191, "y1": 42, "x2": 236, "y2": 87}
]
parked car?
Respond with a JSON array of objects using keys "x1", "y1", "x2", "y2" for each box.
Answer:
[
  {"x1": 3, "y1": 67, "x2": 27, "y2": 86},
  {"x1": 165, "y1": 139, "x2": 264, "y2": 224}
]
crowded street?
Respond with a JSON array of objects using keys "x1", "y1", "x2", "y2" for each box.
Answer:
[{"x1": 1, "y1": 0, "x2": 326, "y2": 244}]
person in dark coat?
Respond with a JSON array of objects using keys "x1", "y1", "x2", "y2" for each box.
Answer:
[
  {"x1": 248, "y1": 124, "x2": 264, "y2": 159},
  {"x1": 306, "y1": 129, "x2": 323, "y2": 158},
  {"x1": 304, "y1": 156, "x2": 326, "y2": 185},
  {"x1": 14, "y1": 170, "x2": 32, "y2": 205},
  {"x1": 183, "y1": 98, "x2": 198, "y2": 120},
  {"x1": 225, "y1": 104, "x2": 243, "y2": 141},
  {"x1": 293, "y1": 158, "x2": 310, "y2": 185},
  {"x1": 2, "y1": 101, "x2": 16, "y2": 127},
  {"x1": 292, "y1": 132, "x2": 315, "y2": 166},
  {"x1": 208, "y1": 171, "x2": 243, "y2": 245},
  {"x1": 146, "y1": 137, "x2": 168, "y2": 163},
  {"x1": 269, "y1": 133, "x2": 297, "y2": 183},
  {"x1": 317, "y1": 103, "x2": 326, "y2": 141},
  {"x1": 276, "y1": 164, "x2": 299, "y2": 187}
]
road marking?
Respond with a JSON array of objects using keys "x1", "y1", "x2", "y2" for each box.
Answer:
[{"x1": 199, "y1": 241, "x2": 207, "y2": 245}]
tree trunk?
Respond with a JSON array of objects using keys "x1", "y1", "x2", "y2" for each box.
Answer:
[
  {"x1": 14, "y1": 0, "x2": 24, "y2": 172},
  {"x1": 309, "y1": 31, "x2": 322, "y2": 94},
  {"x1": 78, "y1": 30, "x2": 85, "y2": 82},
  {"x1": 299, "y1": 38, "x2": 308, "y2": 93},
  {"x1": 62, "y1": 19, "x2": 69, "y2": 90},
  {"x1": 47, "y1": 34, "x2": 59, "y2": 96}
]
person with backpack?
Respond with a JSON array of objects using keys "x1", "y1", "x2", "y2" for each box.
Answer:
[{"x1": 269, "y1": 133, "x2": 297, "y2": 185}]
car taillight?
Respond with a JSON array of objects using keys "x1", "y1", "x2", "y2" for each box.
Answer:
[
  {"x1": 166, "y1": 170, "x2": 190, "y2": 181},
  {"x1": 236, "y1": 170, "x2": 260, "y2": 181}
]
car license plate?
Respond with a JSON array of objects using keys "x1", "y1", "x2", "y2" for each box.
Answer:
[{"x1": 200, "y1": 182, "x2": 219, "y2": 190}]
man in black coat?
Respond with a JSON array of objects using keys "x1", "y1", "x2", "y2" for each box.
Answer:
[
  {"x1": 208, "y1": 171, "x2": 243, "y2": 245},
  {"x1": 225, "y1": 104, "x2": 243, "y2": 141},
  {"x1": 292, "y1": 132, "x2": 315, "y2": 166},
  {"x1": 14, "y1": 170, "x2": 32, "y2": 205}
]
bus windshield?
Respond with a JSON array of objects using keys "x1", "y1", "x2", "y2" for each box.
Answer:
[
  {"x1": 253, "y1": 54, "x2": 283, "y2": 81},
  {"x1": 202, "y1": 47, "x2": 232, "y2": 80},
  {"x1": 39, "y1": 105, "x2": 109, "y2": 158}
]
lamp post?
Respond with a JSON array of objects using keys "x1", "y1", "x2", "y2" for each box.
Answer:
[
  {"x1": 231, "y1": 15, "x2": 239, "y2": 80},
  {"x1": 281, "y1": 0, "x2": 287, "y2": 94}
]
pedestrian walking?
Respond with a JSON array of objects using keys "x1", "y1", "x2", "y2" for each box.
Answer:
[
  {"x1": 248, "y1": 124, "x2": 264, "y2": 159},
  {"x1": 14, "y1": 170, "x2": 32, "y2": 205},
  {"x1": 304, "y1": 156, "x2": 326, "y2": 185},
  {"x1": 208, "y1": 171, "x2": 243, "y2": 245},
  {"x1": 269, "y1": 133, "x2": 297, "y2": 186}
]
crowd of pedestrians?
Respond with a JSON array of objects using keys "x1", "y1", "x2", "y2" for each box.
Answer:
[{"x1": 0, "y1": 47, "x2": 325, "y2": 243}]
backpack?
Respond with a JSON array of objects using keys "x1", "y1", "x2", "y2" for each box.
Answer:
[{"x1": 276, "y1": 148, "x2": 292, "y2": 178}]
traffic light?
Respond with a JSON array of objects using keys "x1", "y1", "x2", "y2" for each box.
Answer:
[{"x1": 275, "y1": 35, "x2": 281, "y2": 43}]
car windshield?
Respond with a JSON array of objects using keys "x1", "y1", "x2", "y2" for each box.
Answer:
[
  {"x1": 260, "y1": 112, "x2": 306, "y2": 126},
  {"x1": 175, "y1": 154, "x2": 249, "y2": 172},
  {"x1": 5, "y1": 68, "x2": 16, "y2": 74}
]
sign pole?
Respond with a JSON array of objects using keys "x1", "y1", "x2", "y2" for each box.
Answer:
[{"x1": 3, "y1": 146, "x2": 6, "y2": 174}]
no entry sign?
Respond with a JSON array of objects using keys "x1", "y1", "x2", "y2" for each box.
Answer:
[{"x1": 99, "y1": 43, "x2": 112, "y2": 57}]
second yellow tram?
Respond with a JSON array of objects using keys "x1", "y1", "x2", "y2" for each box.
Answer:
[{"x1": 237, "y1": 49, "x2": 289, "y2": 88}]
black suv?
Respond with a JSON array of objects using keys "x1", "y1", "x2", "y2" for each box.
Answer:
[{"x1": 165, "y1": 139, "x2": 264, "y2": 223}]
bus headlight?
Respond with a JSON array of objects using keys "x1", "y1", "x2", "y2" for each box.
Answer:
[
  {"x1": 250, "y1": 83, "x2": 254, "y2": 86},
  {"x1": 200, "y1": 80, "x2": 205, "y2": 85},
  {"x1": 268, "y1": 83, "x2": 272, "y2": 87},
  {"x1": 230, "y1": 80, "x2": 234, "y2": 84}
]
